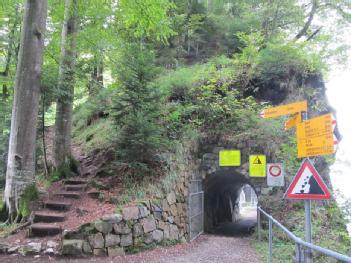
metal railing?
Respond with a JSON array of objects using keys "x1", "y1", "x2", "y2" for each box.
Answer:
[{"x1": 257, "y1": 207, "x2": 351, "y2": 263}]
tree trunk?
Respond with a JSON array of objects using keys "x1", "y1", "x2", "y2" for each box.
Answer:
[
  {"x1": 4, "y1": 0, "x2": 47, "y2": 219},
  {"x1": 88, "y1": 56, "x2": 103, "y2": 96},
  {"x1": 53, "y1": 0, "x2": 78, "y2": 168}
]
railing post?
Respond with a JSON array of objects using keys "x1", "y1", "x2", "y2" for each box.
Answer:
[
  {"x1": 269, "y1": 218, "x2": 273, "y2": 263},
  {"x1": 257, "y1": 207, "x2": 261, "y2": 242},
  {"x1": 295, "y1": 243, "x2": 303, "y2": 263}
]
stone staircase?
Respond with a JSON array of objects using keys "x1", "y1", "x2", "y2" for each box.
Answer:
[{"x1": 29, "y1": 178, "x2": 88, "y2": 237}]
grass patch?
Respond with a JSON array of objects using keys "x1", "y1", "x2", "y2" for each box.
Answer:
[{"x1": 72, "y1": 118, "x2": 114, "y2": 153}]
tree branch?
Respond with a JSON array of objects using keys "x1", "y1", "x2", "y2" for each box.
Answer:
[
  {"x1": 306, "y1": 26, "x2": 322, "y2": 41},
  {"x1": 295, "y1": 0, "x2": 318, "y2": 41}
]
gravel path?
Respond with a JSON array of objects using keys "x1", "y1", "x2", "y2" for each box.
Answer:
[
  {"x1": 0, "y1": 234, "x2": 262, "y2": 263},
  {"x1": 148, "y1": 234, "x2": 262, "y2": 263}
]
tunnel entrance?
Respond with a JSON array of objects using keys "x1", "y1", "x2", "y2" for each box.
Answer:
[{"x1": 204, "y1": 170, "x2": 258, "y2": 236}]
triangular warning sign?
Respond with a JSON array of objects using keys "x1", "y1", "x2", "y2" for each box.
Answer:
[
  {"x1": 253, "y1": 156, "x2": 262, "y2": 164},
  {"x1": 285, "y1": 159, "x2": 331, "y2": 200}
]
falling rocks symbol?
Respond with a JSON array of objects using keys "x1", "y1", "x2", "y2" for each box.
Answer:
[{"x1": 285, "y1": 159, "x2": 331, "y2": 200}]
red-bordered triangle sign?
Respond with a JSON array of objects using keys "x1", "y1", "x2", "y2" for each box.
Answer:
[{"x1": 285, "y1": 159, "x2": 331, "y2": 200}]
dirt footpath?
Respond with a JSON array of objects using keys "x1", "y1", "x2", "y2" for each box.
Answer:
[{"x1": 0, "y1": 234, "x2": 262, "y2": 263}]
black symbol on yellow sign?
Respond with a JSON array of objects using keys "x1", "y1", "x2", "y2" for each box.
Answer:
[{"x1": 253, "y1": 156, "x2": 262, "y2": 164}]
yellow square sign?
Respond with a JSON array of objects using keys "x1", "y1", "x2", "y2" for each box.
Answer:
[
  {"x1": 249, "y1": 155, "x2": 266, "y2": 177},
  {"x1": 219, "y1": 150, "x2": 241, "y2": 166}
]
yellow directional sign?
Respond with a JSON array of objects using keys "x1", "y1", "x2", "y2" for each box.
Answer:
[
  {"x1": 249, "y1": 155, "x2": 266, "y2": 177},
  {"x1": 260, "y1": 100, "x2": 307, "y2": 119},
  {"x1": 296, "y1": 113, "x2": 334, "y2": 158},
  {"x1": 219, "y1": 150, "x2": 241, "y2": 166},
  {"x1": 285, "y1": 113, "x2": 302, "y2": 130}
]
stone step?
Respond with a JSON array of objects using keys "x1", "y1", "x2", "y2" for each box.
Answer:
[
  {"x1": 33, "y1": 211, "x2": 65, "y2": 223},
  {"x1": 54, "y1": 191, "x2": 81, "y2": 199},
  {"x1": 64, "y1": 178, "x2": 87, "y2": 185},
  {"x1": 87, "y1": 190, "x2": 100, "y2": 199},
  {"x1": 44, "y1": 200, "x2": 72, "y2": 211},
  {"x1": 64, "y1": 184, "x2": 87, "y2": 192},
  {"x1": 29, "y1": 223, "x2": 62, "y2": 237}
]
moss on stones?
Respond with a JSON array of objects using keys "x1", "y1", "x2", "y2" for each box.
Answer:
[{"x1": 18, "y1": 184, "x2": 39, "y2": 218}]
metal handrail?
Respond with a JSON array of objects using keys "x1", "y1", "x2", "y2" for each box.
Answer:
[{"x1": 257, "y1": 206, "x2": 351, "y2": 262}]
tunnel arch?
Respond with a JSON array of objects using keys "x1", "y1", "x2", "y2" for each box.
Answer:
[
  {"x1": 203, "y1": 169, "x2": 258, "y2": 233},
  {"x1": 187, "y1": 143, "x2": 271, "y2": 240}
]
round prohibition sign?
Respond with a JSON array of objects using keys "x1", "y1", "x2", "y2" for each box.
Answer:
[{"x1": 269, "y1": 165, "x2": 281, "y2": 177}]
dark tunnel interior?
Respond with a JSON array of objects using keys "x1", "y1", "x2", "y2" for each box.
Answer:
[{"x1": 204, "y1": 170, "x2": 258, "y2": 236}]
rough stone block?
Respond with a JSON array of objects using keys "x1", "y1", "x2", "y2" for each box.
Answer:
[
  {"x1": 82, "y1": 241, "x2": 92, "y2": 254},
  {"x1": 19, "y1": 242, "x2": 42, "y2": 256},
  {"x1": 151, "y1": 230, "x2": 163, "y2": 243},
  {"x1": 47, "y1": 240, "x2": 58, "y2": 249},
  {"x1": 105, "y1": 233, "x2": 120, "y2": 247},
  {"x1": 108, "y1": 247, "x2": 125, "y2": 257},
  {"x1": 88, "y1": 233, "x2": 104, "y2": 249},
  {"x1": 158, "y1": 221, "x2": 167, "y2": 231},
  {"x1": 138, "y1": 205, "x2": 150, "y2": 218},
  {"x1": 94, "y1": 220, "x2": 113, "y2": 234},
  {"x1": 0, "y1": 243, "x2": 9, "y2": 254},
  {"x1": 174, "y1": 216, "x2": 181, "y2": 226},
  {"x1": 63, "y1": 229, "x2": 85, "y2": 240},
  {"x1": 114, "y1": 222, "x2": 132, "y2": 235},
  {"x1": 167, "y1": 192, "x2": 177, "y2": 205},
  {"x1": 144, "y1": 233, "x2": 153, "y2": 245},
  {"x1": 153, "y1": 211, "x2": 162, "y2": 220},
  {"x1": 167, "y1": 216, "x2": 174, "y2": 224},
  {"x1": 176, "y1": 203, "x2": 184, "y2": 215},
  {"x1": 169, "y1": 224, "x2": 179, "y2": 240},
  {"x1": 61, "y1": 240, "x2": 83, "y2": 256},
  {"x1": 122, "y1": 206, "x2": 140, "y2": 220},
  {"x1": 93, "y1": 248, "x2": 106, "y2": 256},
  {"x1": 163, "y1": 226, "x2": 170, "y2": 240},
  {"x1": 133, "y1": 223, "x2": 144, "y2": 237},
  {"x1": 141, "y1": 217, "x2": 156, "y2": 233},
  {"x1": 120, "y1": 233, "x2": 133, "y2": 247},
  {"x1": 170, "y1": 204, "x2": 178, "y2": 216},
  {"x1": 162, "y1": 199, "x2": 170, "y2": 212},
  {"x1": 7, "y1": 246, "x2": 20, "y2": 254},
  {"x1": 102, "y1": 214, "x2": 123, "y2": 224}
]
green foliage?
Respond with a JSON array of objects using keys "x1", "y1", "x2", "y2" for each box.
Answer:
[
  {"x1": 112, "y1": 45, "x2": 164, "y2": 177},
  {"x1": 18, "y1": 184, "x2": 39, "y2": 218},
  {"x1": 117, "y1": 0, "x2": 175, "y2": 42},
  {"x1": 277, "y1": 134, "x2": 300, "y2": 176},
  {"x1": 233, "y1": 33, "x2": 325, "y2": 93}
]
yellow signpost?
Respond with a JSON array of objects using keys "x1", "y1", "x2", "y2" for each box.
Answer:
[
  {"x1": 260, "y1": 100, "x2": 307, "y2": 119},
  {"x1": 296, "y1": 113, "x2": 334, "y2": 158},
  {"x1": 219, "y1": 150, "x2": 241, "y2": 166},
  {"x1": 249, "y1": 155, "x2": 266, "y2": 177},
  {"x1": 285, "y1": 113, "x2": 302, "y2": 130}
]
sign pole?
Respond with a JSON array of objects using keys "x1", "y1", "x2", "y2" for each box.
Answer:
[
  {"x1": 305, "y1": 199, "x2": 313, "y2": 263},
  {"x1": 302, "y1": 111, "x2": 313, "y2": 263}
]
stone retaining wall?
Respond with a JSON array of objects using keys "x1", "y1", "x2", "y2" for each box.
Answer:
[{"x1": 61, "y1": 196, "x2": 188, "y2": 257}]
